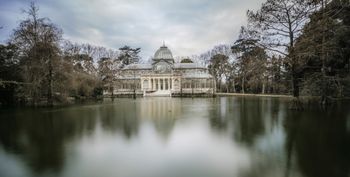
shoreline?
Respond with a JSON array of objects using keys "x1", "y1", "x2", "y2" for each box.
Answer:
[
  {"x1": 215, "y1": 93, "x2": 350, "y2": 102},
  {"x1": 215, "y1": 92, "x2": 292, "y2": 98}
]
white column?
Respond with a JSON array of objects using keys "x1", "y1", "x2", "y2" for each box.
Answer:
[
  {"x1": 163, "y1": 78, "x2": 165, "y2": 90},
  {"x1": 148, "y1": 78, "x2": 151, "y2": 90},
  {"x1": 154, "y1": 78, "x2": 156, "y2": 90},
  {"x1": 141, "y1": 79, "x2": 143, "y2": 90},
  {"x1": 153, "y1": 78, "x2": 155, "y2": 90},
  {"x1": 158, "y1": 78, "x2": 160, "y2": 90},
  {"x1": 168, "y1": 78, "x2": 170, "y2": 90},
  {"x1": 164, "y1": 78, "x2": 166, "y2": 90},
  {"x1": 172, "y1": 78, "x2": 174, "y2": 90}
]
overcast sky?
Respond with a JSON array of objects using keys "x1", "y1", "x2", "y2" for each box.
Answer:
[{"x1": 0, "y1": 0, "x2": 265, "y2": 59}]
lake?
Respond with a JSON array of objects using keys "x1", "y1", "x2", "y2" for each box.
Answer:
[{"x1": 0, "y1": 97, "x2": 349, "y2": 177}]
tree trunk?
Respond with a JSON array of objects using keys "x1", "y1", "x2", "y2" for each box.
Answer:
[
  {"x1": 111, "y1": 85, "x2": 114, "y2": 102},
  {"x1": 262, "y1": 81, "x2": 266, "y2": 94},
  {"x1": 272, "y1": 78, "x2": 276, "y2": 94},
  {"x1": 320, "y1": 0, "x2": 329, "y2": 106},
  {"x1": 292, "y1": 72, "x2": 299, "y2": 97},
  {"x1": 216, "y1": 79, "x2": 220, "y2": 92},
  {"x1": 290, "y1": 71, "x2": 303, "y2": 110},
  {"x1": 226, "y1": 84, "x2": 229, "y2": 93},
  {"x1": 232, "y1": 79, "x2": 236, "y2": 93},
  {"x1": 111, "y1": 87, "x2": 114, "y2": 96},
  {"x1": 47, "y1": 58, "x2": 53, "y2": 106},
  {"x1": 242, "y1": 77, "x2": 245, "y2": 94},
  {"x1": 32, "y1": 91, "x2": 38, "y2": 106}
]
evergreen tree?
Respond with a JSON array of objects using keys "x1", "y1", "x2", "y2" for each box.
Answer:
[
  {"x1": 295, "y1": 0, "x2": 350, "y2": 102},
  {"x1": 118, "y1": 46, "x2": 141, "y2": 66}
]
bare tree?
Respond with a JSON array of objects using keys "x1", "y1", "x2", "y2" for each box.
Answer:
[
  {"x1": 247, "y1": 0, "x2": 315, "y2": 99},
  {"x1": 232, "y1": 26, "x2": 268, "y2": 94},
  {"x1": 97, "y1": 47, "x2": 120, "y2": 98},
  {"x1": 11, "y1": 2, "x2": 62, "y2": 106},
  {"x1": 208, "y1": 54, "x2": 230, "y2": 92}
]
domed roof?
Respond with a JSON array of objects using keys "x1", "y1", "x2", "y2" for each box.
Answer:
[{"x1": 154, "y1": 45, "x2": 173, "y2": 60}]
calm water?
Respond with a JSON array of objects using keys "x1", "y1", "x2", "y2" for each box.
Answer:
[{"x1": 0, "y1": 97, "x2": 349, "y2": 177}]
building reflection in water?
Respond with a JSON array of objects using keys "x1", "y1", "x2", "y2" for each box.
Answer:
[
  {"x1": 139, "y1": 98, "x2": 182, "y2": 120},
  {"x1": 138, "y1": 98, "x2": 181, "y2": 140},
  {"x1": 0, "y1": 98, "x2": 349, "y2": 177}
]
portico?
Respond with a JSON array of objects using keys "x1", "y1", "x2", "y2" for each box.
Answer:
[{"x1": 141, "y1": 74, "x2": 182, "y2": 96}]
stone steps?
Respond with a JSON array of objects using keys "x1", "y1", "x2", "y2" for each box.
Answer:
[{"x1": 144, "y1": 90, "x2": 171, "y2": 97}]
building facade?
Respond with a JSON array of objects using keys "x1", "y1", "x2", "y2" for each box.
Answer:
[{"x1": 106, "y1": 45, "x2": 215, "y2": 97}]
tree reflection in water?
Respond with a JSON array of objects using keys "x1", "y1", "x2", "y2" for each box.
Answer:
[
  {"x1": 0, "y1": 106, "x2": 98, "y2": 175},
  {"x1": 0, "y1": 98, "x2": 349, "y2": 177},
  {"x1": 284, "y1": 109, "x2": 350, "y2": 177}
]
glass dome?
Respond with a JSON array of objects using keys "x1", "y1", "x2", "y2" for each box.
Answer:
[{"x1": 153, "y1": 45, "x2": 174, "y2": 60}]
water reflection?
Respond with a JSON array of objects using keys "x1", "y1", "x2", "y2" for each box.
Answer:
[
  {"x1": 0, "y1": 97, "x2": 349, "y2": 177},
  {"x1": 284, "y1": 110, "x2": 350, "y2": 177},
  {"x1": 98, "y1": 100, "x2": 139, "y2": 138},
  {"x1": 0, "y1": 106, "x2": 98, "y2": 176},
  {"x1": 139, "y1": 98, "x2": 181, "y2": 140}
]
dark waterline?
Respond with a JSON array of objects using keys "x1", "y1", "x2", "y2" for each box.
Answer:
[{"x1": 0, "y1": 97, "x2": 349, "y2": 177}]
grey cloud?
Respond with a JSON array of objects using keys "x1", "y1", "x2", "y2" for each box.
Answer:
[{"x1": 0, "y1": 0, "x2": 265, "y2": 59}]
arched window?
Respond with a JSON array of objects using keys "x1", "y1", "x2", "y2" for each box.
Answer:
[
  {"x1": 174, "y1": 79, "x2": 179, "y2": 89},
  {"x1": 143, "y1": 79, "x2": 149, "y2": 89}
]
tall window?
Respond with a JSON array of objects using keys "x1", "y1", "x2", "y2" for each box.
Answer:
[
  {"x1": 165, "y1": 79, "x2": 168, "y2": 90},
  {"x1": 156, "y1": 79, "x2": 158, "y2": 90},
  {"x1": 143, "y1": 80, "x2": 149, "y2": 89}
]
